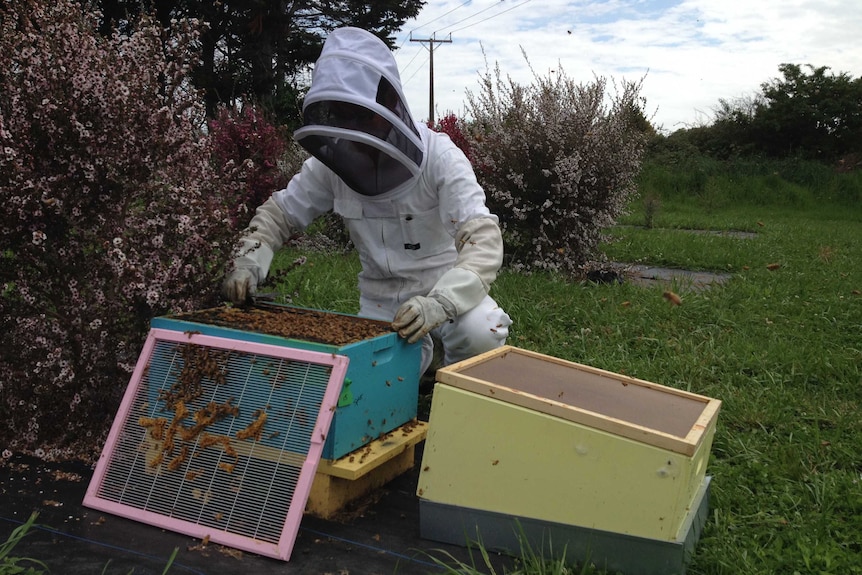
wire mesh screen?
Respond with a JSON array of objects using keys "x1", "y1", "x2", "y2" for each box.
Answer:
[{"x1": 83, "y1": 328, "x2": 348, "y2": 560}]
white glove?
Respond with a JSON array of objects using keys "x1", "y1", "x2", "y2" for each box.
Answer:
[
  {"x1": 392, "y1": 296, "x2": 450, "y2": 344},
  {"x1": 221, "y1": 268, "x2": 257, "y2": 304}
]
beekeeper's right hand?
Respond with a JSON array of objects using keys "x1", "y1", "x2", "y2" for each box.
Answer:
[
  {"x1": 221, "y1": 267, "x2": 257, "y2": 304},
  {"x1": 221, "y1": 197, "x2": 296, "y2": 304}
]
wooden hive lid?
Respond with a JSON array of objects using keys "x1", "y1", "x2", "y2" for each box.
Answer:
[{"x1": 435, "y1": 346, "x2": 721, "y2": 456}]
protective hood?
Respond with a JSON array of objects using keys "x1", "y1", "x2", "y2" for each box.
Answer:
[{"x1": 294, "y1": 27, "x2": 425, "y2": 197}]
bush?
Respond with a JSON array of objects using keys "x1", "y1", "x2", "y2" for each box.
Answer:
[
  {"x1": 209, "y1": 105, "x2": 291, "y2": 230},
  {"x1": 465, "y1": 58, "x2": 647, "y2": 275},
  {"x1": 0, "y1": 1, "x2": 247, "y2": 457}
]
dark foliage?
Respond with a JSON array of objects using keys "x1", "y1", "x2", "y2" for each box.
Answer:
[{"x1": 89, "y1": 0, "x2": 426, "y2": 125}]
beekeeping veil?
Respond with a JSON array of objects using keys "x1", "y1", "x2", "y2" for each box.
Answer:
[{"x1": 294, "y1": 27, "x2": 425, "y2": 197}]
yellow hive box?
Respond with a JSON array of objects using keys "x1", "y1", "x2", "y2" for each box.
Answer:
[{"x1": 418, "y1": 346, "x2": 721, "y2": 543}]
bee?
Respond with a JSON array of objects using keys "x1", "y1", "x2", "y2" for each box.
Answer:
[
  {"x1": 236, "y1": 411, "x2": 267, "y2": 441},
  {"x1": 149, "y1": 452, "x2": 165, "y2": 469},
  {"x1": 167, "y1": 446, "x2": 189, "y2": 471}
]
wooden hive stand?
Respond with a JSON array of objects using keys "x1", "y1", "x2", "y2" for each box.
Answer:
[{"x1": 306, "y1": 420, "x2": 427, "y2": 519}]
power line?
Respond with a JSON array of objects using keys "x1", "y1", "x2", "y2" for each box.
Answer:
[
  {"x1": 440, "y1": 0, "x2": 536, "y2": 36},
  {"x1": 399, "y1": 45, "x2": 425, "y2": 75},
  {"x1": 410, "y1": 0, "x2": 473, "y2": 35},
  {"x1": 402, "y1": 53, "x2": 430, "y2": 87},
  {"x1": 398, "y1": 0, "x2": 473, "y2": 48},
  {"x1": 431, "y1": 0, "x2": 505, "y2": 37}
]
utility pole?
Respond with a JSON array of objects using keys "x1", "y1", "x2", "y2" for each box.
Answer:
[{"x1": 410, "y1": 32, "x2": 452, "y2": 123}]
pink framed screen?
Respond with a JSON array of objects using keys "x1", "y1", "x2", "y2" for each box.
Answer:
[{"x1": 83, "y1": 328, "x2": 348, "y2": 560}]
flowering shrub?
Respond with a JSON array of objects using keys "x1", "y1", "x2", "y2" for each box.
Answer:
[
  {"x1": 0, "y1": 1, "x2": 247, "y2": 457},
  {"x1": 210, "y1": 106, "x2": 291, "y2": 230},
  {"x1": 466, "y1": 61, "x2": 647, "y2": 275}
]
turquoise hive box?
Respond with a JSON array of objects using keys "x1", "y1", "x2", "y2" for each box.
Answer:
[{"x1": 150, "y1": 303, "x2": 422, "y2": 460}]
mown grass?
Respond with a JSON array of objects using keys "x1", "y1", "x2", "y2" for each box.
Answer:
[{"x1": 270, "y1": 164, "x2": 862, "y2": 574}]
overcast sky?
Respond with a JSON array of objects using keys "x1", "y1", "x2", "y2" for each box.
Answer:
[{"x1": 390, "y1": 0, "x2": 862, "y2": 133}]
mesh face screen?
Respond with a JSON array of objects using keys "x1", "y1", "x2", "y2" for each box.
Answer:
[{"x1": 83, "y1": 328, "x2": 348, "y2": 560}]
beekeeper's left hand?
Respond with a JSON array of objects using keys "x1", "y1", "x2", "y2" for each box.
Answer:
[{"x1": 392, "y1": 296, "x2": 451, "y2": 344}]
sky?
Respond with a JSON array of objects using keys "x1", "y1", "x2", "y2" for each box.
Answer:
[{"x1": 390, "y1": 0, "x2": 862, "y2": 133}]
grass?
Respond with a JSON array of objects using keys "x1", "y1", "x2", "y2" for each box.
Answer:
[
  {"x1": 0, "y1": 512, "x2": 179, "y2": 575},
  {"x1": 0, "y1": 513, "x2": 48, "y2": 575},
  {"x1": 270, "y1": 177, "x2": 862, "y2": 574},
  {"x1": 423, "y1": 523, "x2": 592, "y2": 575}
]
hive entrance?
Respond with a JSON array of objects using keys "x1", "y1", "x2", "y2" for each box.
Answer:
[{"x1": 83, "y1": 328, "x2": 349, "y2": 561}]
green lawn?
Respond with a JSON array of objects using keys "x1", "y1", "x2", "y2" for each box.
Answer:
[{"x1": 269, "y1": 197, "x2": 862, "y2": 575}]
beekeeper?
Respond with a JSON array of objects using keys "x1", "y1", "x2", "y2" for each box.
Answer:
[{"x1": 221, "y1": 27, "x2": 511, "y2": 373}]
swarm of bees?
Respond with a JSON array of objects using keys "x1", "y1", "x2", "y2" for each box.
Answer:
[{"x1": 139, "y1": 343, "x2": 271, "y2": 475}]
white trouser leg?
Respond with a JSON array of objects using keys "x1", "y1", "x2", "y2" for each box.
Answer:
[
  {"x1": 434, "y1": 295, "x2": 512, "y2": 369},
  {"x1": 361, "y1": 294, "x2": 512, "y2": 375}
]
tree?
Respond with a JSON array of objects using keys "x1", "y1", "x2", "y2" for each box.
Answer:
[
  {"x1": 749, "y1": 64, "x2": 862, "y2": 159},
  {"x1": 91, "y1": 0, "x2": 426, "y2": 123}
]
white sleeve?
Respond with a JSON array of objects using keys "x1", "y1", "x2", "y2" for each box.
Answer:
[
  {"x1": 231, "y1": 197, "x2": 295, "y2": 283},
  {"x1": 423, "y1": 130, "x2": 504, "y2": 317},
  {"x1": 233, "y1": 157, "x2": 335, "y2": 283},
  {"x1": 428, "y1": 216, "x2": 503, "y2": 317}
]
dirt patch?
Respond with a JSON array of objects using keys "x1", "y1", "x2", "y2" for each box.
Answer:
[
  {"x1": 169, "y1": 305, "x2": 394, "y2": 346},
  {"x1": 614, "y1": 264, "x2": 732, "y2": 291},
  {"x1": 617, "y1": 225, "x2": 758, "y2": 240}
]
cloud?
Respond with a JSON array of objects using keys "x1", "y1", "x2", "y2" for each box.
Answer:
[{"x1": 392, "y1": 0, "x2": 862, "y2": 132}]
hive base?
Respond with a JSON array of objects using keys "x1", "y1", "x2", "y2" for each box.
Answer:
[
  {"x1": 306, "y1": 421, "x2": 427, "y2": 519},
  {"x1": 419, "y1": 476, "x2": 711, "y2": 575}
]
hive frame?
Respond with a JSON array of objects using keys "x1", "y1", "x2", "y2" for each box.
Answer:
[{"x1": 83, "y1": 328, "x2": 349, "y2": 560}]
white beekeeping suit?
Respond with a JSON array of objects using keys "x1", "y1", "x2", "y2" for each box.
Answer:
[{"x1": 222, "y1": 27, "x2": 511, "y2": 372}]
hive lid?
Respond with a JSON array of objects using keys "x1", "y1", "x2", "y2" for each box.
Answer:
[
  {"x1": 83, "y1": 328, "x2": 349, "y2": 561},
  {"x1": 436, "y1": 346, "x2": 720, "y2": 455}
]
